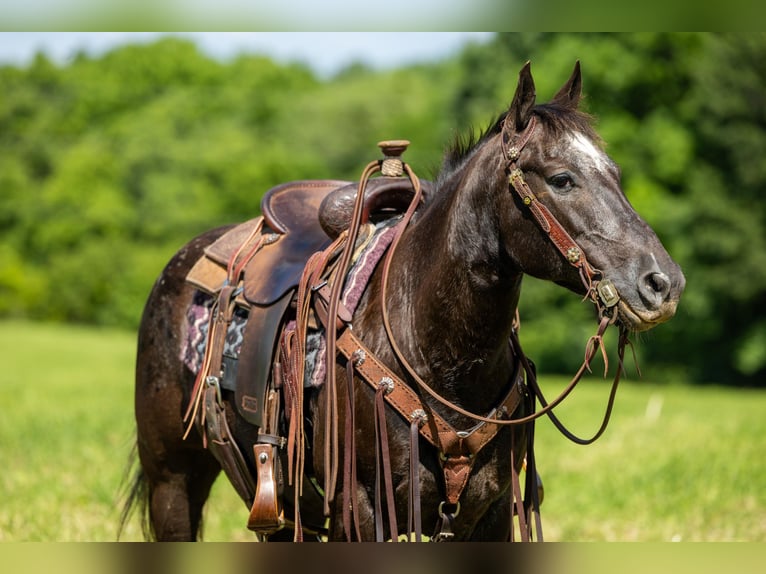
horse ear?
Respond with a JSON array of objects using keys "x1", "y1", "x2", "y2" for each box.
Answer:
[
  {"x1": 508, "y1": 61, "x2": 536, "y2": 131},
  {"x1": 552, "y1": 60, "x2": 582, "y2": 109}
]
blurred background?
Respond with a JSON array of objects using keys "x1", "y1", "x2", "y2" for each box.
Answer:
[
  {"x1": 1, "y1": 32, "x2": 764, "y2": 386},
  {"x1": 1, "y1": 32, "x2": 765, "y2": 544}
]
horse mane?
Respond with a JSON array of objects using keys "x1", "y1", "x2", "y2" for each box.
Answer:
[{"x1": 439, "y1": 102, "x2": 601, "y2": 183}]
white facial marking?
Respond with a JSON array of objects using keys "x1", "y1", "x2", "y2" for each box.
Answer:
[{"x1": 569, "y1": 132, "x2": 609, "y2": 172}]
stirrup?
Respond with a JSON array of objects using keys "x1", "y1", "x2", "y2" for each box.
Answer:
[{"x1": 247, "y1": 443, "x2": 285, "y2": 534}]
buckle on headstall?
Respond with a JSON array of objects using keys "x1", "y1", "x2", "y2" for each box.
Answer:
[{"x1": 596, "y1": 278, "x2": 620, "y2": 308}]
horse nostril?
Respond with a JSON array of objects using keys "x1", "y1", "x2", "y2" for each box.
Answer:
[{"x1": 639, "y1": 271, "x2": 671, "y2": 307}]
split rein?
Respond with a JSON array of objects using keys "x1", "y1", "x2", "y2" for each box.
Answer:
[{"x1": 374, "y1": 117, "x2": 637, "y2": 446}]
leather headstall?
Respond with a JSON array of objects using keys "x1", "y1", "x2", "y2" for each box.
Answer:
[
  {"x1": 501, "y1": 114, "x2": 621, "y2": 323},
  {"x1": 498, "y1": 113, "x2": 637, "y2": 449}
]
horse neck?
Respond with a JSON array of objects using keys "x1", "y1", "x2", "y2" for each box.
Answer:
[{"x1": 388, "y1": 139, "x2": 522, "y2": 414}]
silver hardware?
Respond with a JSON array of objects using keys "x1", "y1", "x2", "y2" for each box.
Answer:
[
  {"x1": 352, "y1": 349, "x2": 366, "y2": 366},
  {"x1": 259, "y1": 452, "x2": 269, "y2": 464},
  {"x1": 264, "y1": 233, "x2": 280, "y2": 245},
  {"x1": 507, "y1": 145, "x2": 520, "y2": 161},
  {"x1": 411, "y1": 409, "x2": 428, "y2": 425},
  {"x1": 378, "y1": 376, "x2": 395, "y2": 395},
  {"x1": 456, "y1": 431, "x2": 469, "y2": 438},
  {"x1": 432, "y1": 531, "x2": 455, "y2": 542},
  {"x1": 438, "y1": 500, "x2": 461, "y2": 518},
  {"x1": 566, "y1": 246, "x2": 581, "y2": 264},
  {"x1": 433, "y1": 500, "x2": 458, "y2": 541},
  {"x1": 597, "y1": 278, "x2": 620, "y2": 308}
]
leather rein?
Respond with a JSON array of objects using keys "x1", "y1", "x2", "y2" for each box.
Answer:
[{"x1": 372, "y1": 115, "x2": 632, "y2": 439}]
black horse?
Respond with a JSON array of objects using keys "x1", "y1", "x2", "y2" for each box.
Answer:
[{"x1": 120, "y1": 62, "x2": 684, "y2": 541}]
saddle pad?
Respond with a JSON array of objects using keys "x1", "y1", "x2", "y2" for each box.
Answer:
[
  {"x1": 181, "y1": 291, "x2": 248, "y2": 376},
  {"x1": 294, "y1": 219, "x2": 400, "y2": 388}
]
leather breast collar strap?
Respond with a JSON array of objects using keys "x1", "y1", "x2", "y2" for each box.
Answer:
[{"x1": 336, "y1": 328, "x2": 525, "y2": 509}]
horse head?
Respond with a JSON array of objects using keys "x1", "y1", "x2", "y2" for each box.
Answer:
[{"x1": 498, "y1": 62, "x2": 685, "y2": 332}]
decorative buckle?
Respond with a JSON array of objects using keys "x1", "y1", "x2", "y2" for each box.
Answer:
[
  {"x1": 378, "y1": 376, "x2": 395, "y2": 395},
  {"x1": 596, "y1": 279, "x2": 620, "y2": 308},
  {"x1": 566, "y1": 246, "x2": 581, "y2": 264},
  {"x1": 410, "y1": 408, "x2": 428, "y2": 425},
  {"x1": 351, "y1": 349, "x2": 366, "y2": 366}
]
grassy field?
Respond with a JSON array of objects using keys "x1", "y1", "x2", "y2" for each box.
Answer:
[{"x1": 0, "y1": 320, "x2": 764, "y2": 542}]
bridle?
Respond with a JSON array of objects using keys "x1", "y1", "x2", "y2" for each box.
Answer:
[
  {"x1": 499, "y1": 113, "x2": 635, "y2": 445},
  {"x1": 501, "y1": 114, "x2": 621, "y2": 323}
]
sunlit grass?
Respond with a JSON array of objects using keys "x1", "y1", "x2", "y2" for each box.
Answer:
[{"x1": 0, "y1": 320, "x2": 763, "y2": 541}]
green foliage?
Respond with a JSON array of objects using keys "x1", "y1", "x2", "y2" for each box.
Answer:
[{"x1": 1, "y1": 34, "x2": 764, "y2": 385}]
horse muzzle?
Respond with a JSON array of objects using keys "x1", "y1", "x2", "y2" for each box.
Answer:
[{"x1": 614, "y1": 265, "x2": 685, "y2": 332}]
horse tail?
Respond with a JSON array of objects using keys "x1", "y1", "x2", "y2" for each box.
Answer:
[{"x1": 117, "y1": 445, "x2": 154, "y2": 541}]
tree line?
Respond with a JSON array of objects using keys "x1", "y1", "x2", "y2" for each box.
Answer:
[{"x1": 1, "y1": 33, "x2": 764, "y2": 386}]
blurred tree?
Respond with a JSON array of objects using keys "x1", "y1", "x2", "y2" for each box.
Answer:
[
  {"x1": 0, "y1": 34, "x2": 763, "y2": 386},
  {"x1": 674, "y1": 34, "x2": 766, "y2": 383}
]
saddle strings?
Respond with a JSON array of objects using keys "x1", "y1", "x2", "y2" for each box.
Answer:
[
  {"x1": 373, "y1": 384, "x2": 399, "y2": 541},
  {"x1": 342, "y1": 358, "x2": 362, "y2": 541},
  {"x1": 322, "y1": 158, "x2": 383, "y2": 524}
]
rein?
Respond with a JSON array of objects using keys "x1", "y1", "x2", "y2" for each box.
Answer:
[{"x1": 376, "y1": 115, "x2": 633, "y2": 438}]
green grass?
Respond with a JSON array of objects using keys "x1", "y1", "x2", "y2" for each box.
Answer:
[
  {"x1": 1, "y1": 320, "x2": 764, "y2": 541},
  {"x1": 0, "y1": 320, "x2": 250, "y2": 542},
  {"x1": 533, "y1": 376, "x2": 766, "y2": 541}
]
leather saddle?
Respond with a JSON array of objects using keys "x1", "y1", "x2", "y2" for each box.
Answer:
[{"x1": 186, "y1": 176, "x2": 431, "y2": 427}]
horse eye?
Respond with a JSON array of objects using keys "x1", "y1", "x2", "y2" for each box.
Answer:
[{"x1": 548, "y1": 173, "x2": 575, "y2": 192}]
